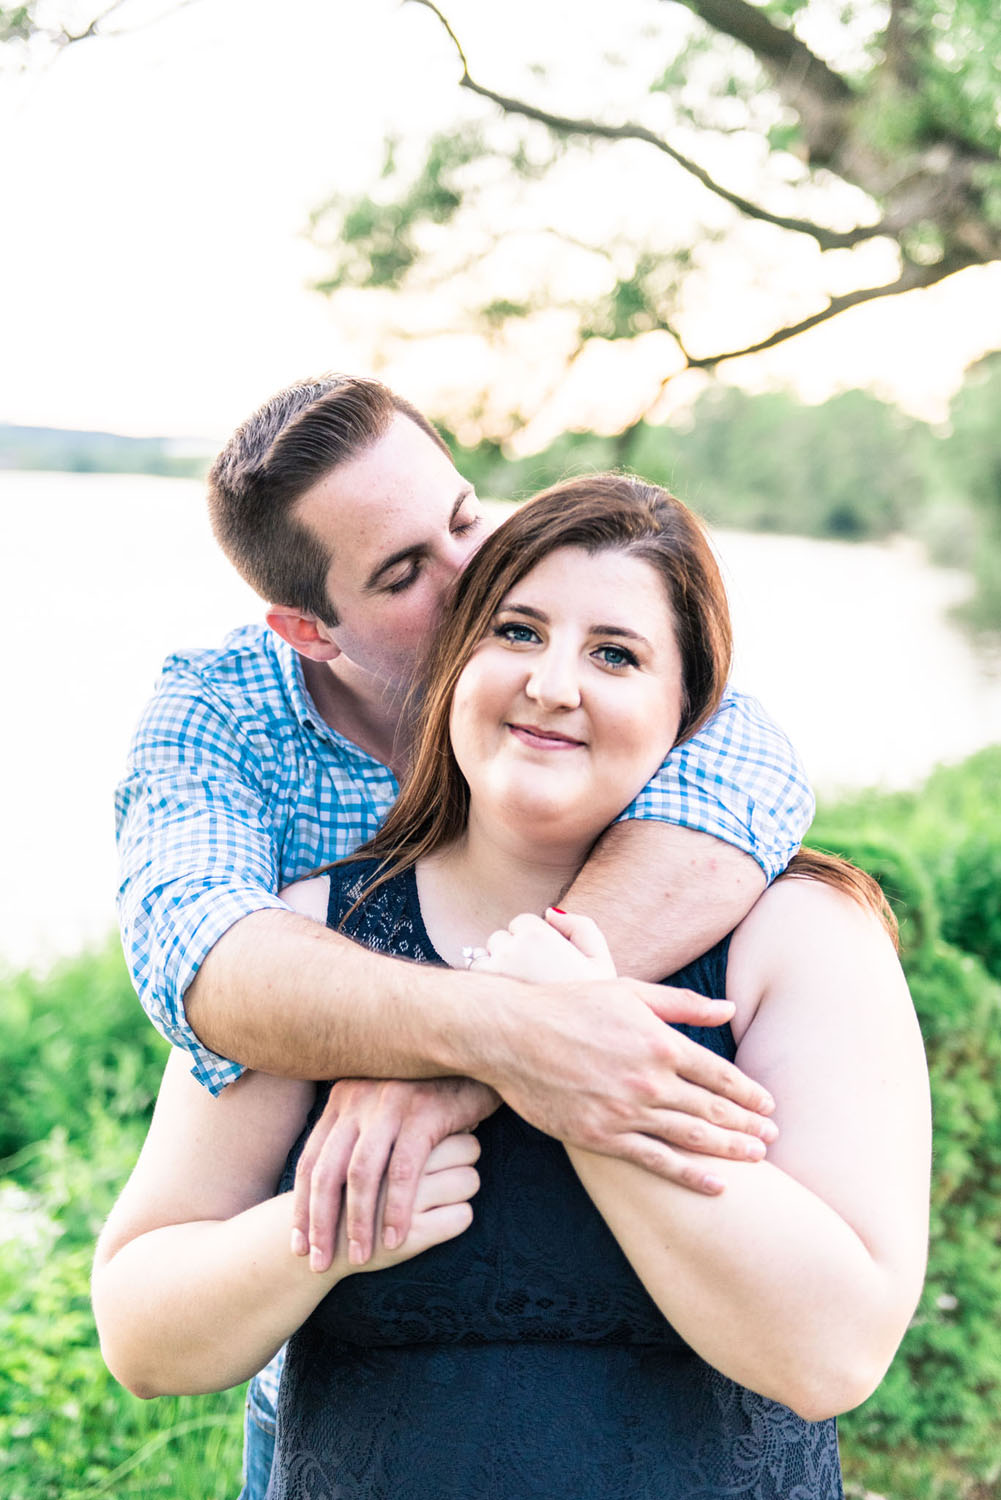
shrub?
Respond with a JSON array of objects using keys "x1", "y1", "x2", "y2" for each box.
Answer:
[
  {"x1": 0, "y1": 946, "x2": 245, "y2": 1498},
  {"x1": 810, "y1": 752, "x2": 1001, "y2": 1497}
]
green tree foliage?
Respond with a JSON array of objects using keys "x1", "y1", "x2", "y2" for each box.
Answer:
[
  {"x1": 312, "y1": 0, "x2": 1001, "y2": 440},
  {"x1": 448, "y1": 383, "x2": 941, "y2": 542},
  {"x1": 641, "y1": 384, "x2": 935, "y2": 538},
  {"x1": 448, "y1": 370, "x2": 1001, "y2": 633},
  {"x1": 936, "y1": 353, "x2": 1001, "y2": 631}
]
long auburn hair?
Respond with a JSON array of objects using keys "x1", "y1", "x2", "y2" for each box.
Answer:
[{"x1": 345, "y1": 472, "x2": 897, "y2": 943}]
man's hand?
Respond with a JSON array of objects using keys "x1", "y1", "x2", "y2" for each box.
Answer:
[
  {"x1": 291, "y1": 1076, "x2": 500, "y2": 1272},
  {"x1": 479, "y1": 957, "x2": 778, "y2": 1195}
]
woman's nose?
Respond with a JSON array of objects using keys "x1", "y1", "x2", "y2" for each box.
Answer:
[{"x1": 525, "y1": 649, "x2": 582, "y2": 711}]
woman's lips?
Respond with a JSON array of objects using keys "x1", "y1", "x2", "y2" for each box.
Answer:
[{"x1": 507, "y1": 722, "x2": 585, "y2": 751}]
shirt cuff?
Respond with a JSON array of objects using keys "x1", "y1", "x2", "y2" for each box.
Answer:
[{"x1": 144, "y1": 886, "x2": 292, "y2": 1094}]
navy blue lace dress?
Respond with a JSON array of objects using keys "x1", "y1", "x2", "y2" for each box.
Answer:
[{"x1": 266, "y1": 861, "x2": 843, "y2": 1500}]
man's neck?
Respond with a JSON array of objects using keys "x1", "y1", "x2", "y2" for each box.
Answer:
[{"x1": 300, "y1": 656, "x2": 412, "y2": 779}]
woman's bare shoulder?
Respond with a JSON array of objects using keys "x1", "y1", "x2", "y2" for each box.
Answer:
[{"x1": 280, "y1": 873, "x2": 331, "y2": 923}]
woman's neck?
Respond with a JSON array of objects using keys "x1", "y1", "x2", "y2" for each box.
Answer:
[{"x1": 416, "y1": 812, "x2": 590, "y2": 969}]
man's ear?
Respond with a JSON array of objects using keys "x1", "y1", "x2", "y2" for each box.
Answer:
[{"x1": 266, "y1": 607, "x2": 341, "y2": 662}]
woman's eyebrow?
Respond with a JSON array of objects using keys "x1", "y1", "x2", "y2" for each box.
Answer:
[
  {"x1": 497, "y1": 603, "x2": 548, "y2": 622},
  {"x1": 590, "y1": 624, "x2": 651, "y2": 645},
  {"x1": 499, "y1": 603, "x2": 652, "y2": 648}
]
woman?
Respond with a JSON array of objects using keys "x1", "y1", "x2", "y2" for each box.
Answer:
[{"x1": 93, "y1": 475, "x2": 930, "y2": 1499}]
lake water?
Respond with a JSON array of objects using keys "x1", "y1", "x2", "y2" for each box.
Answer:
[{"x1": 5, "y1": 469, "x2": 1001, "y2": 970}]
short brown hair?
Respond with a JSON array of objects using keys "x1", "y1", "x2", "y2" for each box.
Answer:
[{"x1": 207, "y1": 374, "x2": 450, "y2": 625}]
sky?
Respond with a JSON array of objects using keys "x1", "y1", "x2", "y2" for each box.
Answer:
[{"x1": 3, "y1": 0, "x2": 1001, "y2": 445}]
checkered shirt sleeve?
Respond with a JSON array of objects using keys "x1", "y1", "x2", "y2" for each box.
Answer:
[
  {"x1": 117, "y1": 630, "x2": 401, "y2": 1094},
  {"x1": 619, "y1": 688, "x2": 815, "y2": 881},
  {"x1": 116, "y1": 677, "x2": 292, "y2": 1093}
]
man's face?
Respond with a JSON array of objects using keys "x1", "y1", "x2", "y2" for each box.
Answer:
[{"x1": 295, "y1": 413, "x2": 488, "y2": 693}]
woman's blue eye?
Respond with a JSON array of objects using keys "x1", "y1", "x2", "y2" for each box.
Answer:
[
  {"x1": 495, "y1": 622, "x2": 539, "y2": 644},
  {"x1": 595, "y1": 644, "x2": 638, "y2": 669}
]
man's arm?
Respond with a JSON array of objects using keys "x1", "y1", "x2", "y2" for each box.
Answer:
[
  {"x1": 566, "y1": 689, "x2": 814, "y2": 978},
  {"x1": 185, "y1": 906, "x2": 774, "y2": 1167},
  {"x1": 565, "y1": 822, "x2": 765, "y2": 981}
]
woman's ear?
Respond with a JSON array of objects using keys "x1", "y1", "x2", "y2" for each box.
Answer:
[{"x1": 266, "y1": 607, "x2": 341, "y2": 662}]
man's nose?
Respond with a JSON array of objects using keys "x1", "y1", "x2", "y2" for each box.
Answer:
[{"x1": 525, "y1": 647, "x2": 582, "y2": 712}]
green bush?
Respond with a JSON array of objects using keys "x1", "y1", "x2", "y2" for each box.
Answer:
[
  {"x1": 810, "y1": 750, "x2": 1001, "y2": 1498},
  {"x1": 0, "y1": 940, "x2": 166, "y2": 1162},
  {"x1": 0, "y1": 947, "x2": 244, "y2": 1499},
  {"x1": 0, "y1": 1201, "x2": 245, "y2": 1500}
]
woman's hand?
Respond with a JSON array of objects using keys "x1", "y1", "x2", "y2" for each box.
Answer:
[
  {"x1": 471, "y1": 909, "x2": 617, "y2": 983},
  {"x1": 292, "y1": 1077, "x2": 499, "y2": 1272}
]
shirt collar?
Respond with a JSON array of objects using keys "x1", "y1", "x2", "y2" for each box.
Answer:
[{"x1": 271, "y1": 632, "x2": 391, "y2": 766}]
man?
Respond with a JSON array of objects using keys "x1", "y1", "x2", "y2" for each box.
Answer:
[{"x1": 116, "y1": 374, "x2": 814, "y2": 1494}]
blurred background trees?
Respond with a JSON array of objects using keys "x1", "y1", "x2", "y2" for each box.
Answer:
[
  {"x1": 303, "y1": 0, "x2": 1001, "y2": 626},
  {"x1": 312, "y1": 0, "x2": 1001, "y2": 429}
]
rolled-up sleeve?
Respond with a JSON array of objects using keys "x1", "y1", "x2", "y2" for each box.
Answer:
[
  {"x1": 115, "y1": 674, "x2": 289, "y2": 1093},
  {"x1": 618, "y1": 689, "x2": 815, "y2": 882}
]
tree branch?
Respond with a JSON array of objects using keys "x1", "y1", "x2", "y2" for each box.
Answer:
[
  {"x1": 669, "y1": 0, "x2": 859, "y2": 169},
  {"x1": 59, "y1": 0, "x2": 129, "y2": 45},
  {"x1": 670, "y1": 0, "x2": 854, "y2": 107},
  {"x1": 409, "y1": 0, "x2": 886, "y2": 251},
  {"x1": 673, "y1": 251, "x2": 977, "y2": 373}
]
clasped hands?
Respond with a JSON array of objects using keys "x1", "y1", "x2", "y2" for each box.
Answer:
[{"x1": 292, "y1": 909, "x2": 777, "y2": 1271}]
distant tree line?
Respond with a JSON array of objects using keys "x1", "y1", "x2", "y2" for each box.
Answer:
[
  {"x1": 0, "y1": 424, "x2": 212, "y2": 479},
  {"x1": 8, "y1": 353, "x2": 1001, "y2": 633},
  {"x1": 446, "y1": 354, "x2": 1001, "y2": 635}
]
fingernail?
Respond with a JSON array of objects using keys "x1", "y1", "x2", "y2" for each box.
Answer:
[
  {"x1": 383, "y1": 1226, "x2": 398, "y2": 1250},
  {"x1": 703, "y1": 1175, "x2": 726, "y2": 1194},
  {"x1": 309, "y1": 1245, "x2": 324, "y2": 1271},
  {"x1": 348, "y1": 1239, "x2": 365, "y2": 1266},
  {"x1": 290, "y1": 1228, "x2": 308, "y2": 1257},
  {"x1": 759, "y1": 1119, "x2": 779, "y2": 1143},
  {"x1": 550, "y1": 907, "x2": 566, "y2": 915},
  {"x1": 745, "y1": 1138, "x2": 766, "y2": 1160},
  {"x1": 759, "y1": 1094, "x2": 776, "y2": 1114}
]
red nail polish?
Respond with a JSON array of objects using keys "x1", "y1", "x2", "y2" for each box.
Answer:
[{"x1": 550, "y1": 907, "x2": 566, "y2": 914}]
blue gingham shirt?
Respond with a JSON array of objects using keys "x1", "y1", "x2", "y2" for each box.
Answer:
[
  {"x1": 115, "y1": 622, "x2": 813, "y2": 1429},
  {"x1": 116, "y1": 623, "x2": 813, "y2": 1092}
]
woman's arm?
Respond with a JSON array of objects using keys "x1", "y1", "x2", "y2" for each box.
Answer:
[
  {"x1": 92, "y1": 1051, "x2": 478, "y2": 1398},
  {"x1": 566, "y1": 878, "x2": 931, "y2": 1420}
]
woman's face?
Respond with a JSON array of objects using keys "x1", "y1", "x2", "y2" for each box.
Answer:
[{"x1": 449, "y1": 546, "x2": 685, "y2": 849}]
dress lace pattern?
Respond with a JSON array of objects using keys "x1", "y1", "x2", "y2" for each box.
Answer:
[{"x1": 266, "y1": 861, "x2": 843, "y2": 1500}]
